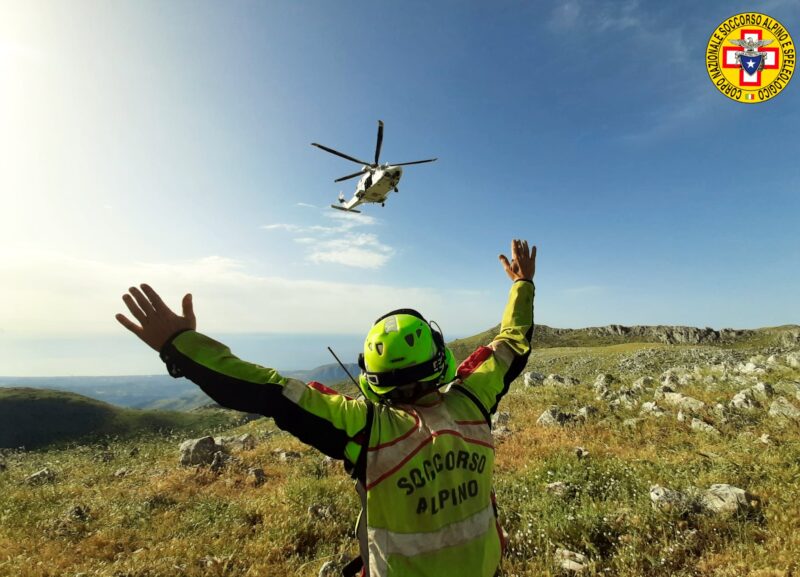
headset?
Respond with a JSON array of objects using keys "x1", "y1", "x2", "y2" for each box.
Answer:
[{"x1": 357, "y1": 308, "x2": 450, "y2": 392}]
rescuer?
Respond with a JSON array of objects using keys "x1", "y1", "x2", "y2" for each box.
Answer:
[{"x1": 116, "y1": 239, "x2": 536, "y2": 577}]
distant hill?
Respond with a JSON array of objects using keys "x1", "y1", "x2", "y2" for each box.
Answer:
[
  {"x1": 0, "y1": 375, "x2": 206, "y2": 410},
  {"x1": 448, "y1": 323, "x2": 800, "y2": 363},
  {"x1": 281, "y1": 362, "x2": 361, "y2": 385},
  {"x1": 0, "y1": 388, "x2": 236, "y2": 449}
]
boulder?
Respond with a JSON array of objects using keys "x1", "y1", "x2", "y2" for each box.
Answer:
[
  {"x1": 179, "y1": 436, "x2": 222, "y2": 466},
  {"x1": 536, "y1": 406, "x2": 579, "y2": 427},
  {"x1": 649, "y1": 484, "x2": 692, "y2": 513},
  {"x1": 701, "y1": 484, "x2": 758, "y2": 517},
  {"x1": 661, "y1": 392, "x2": 705, "y2": 413},
  {"x1": 524, "y1": 372, "x2": 546, "y2": 387},
  {"x1": 214, "y1": 433, "x2": 257, "y2": 451},
  {"x1": 248, "y1": 467, "x2": 267, "y2": 487},
  {"x1": 787, "y1": 352, "x2": 800, "y2": 369},
  {"x1": 640, "y1": 402, "x2": 666, "y2": 417},
  {"x1": 577, "y1": 406, "x2": 598, "y2": 420},
  {"x1": 768, "y1": 397, "x2": 800, "y2": 422},
  {"x1": 210, "y1": 451, "x2": 229, "y2": 472},
  {"x1": 544, "y1": 374, "x2": 580, "y2": 388}
]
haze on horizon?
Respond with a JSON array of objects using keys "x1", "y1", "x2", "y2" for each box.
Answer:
[{"x1": 1, "y1": 0, "x2": 798, "y2": 376}]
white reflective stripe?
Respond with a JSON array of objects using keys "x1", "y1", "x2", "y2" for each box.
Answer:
[
  {"x1": 281, "y1": 379, "x2": 307, "y2": 404},
  {"x1": 368, "y1": 503, "x2": 494, "y2": 565},
  {"x1": 366, "y1": 403, "x2": 493, "y2": 486},
  {"x1": 488, "y1": 340, "x2": 514, "y2": 367}
]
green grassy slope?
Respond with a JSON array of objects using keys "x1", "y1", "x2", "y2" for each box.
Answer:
[{"x1": 0, "y1": 388, "x2": 238, "y2": 449}]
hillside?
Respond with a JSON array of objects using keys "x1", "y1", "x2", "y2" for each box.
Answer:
[
  {"x1": 0, "y1": 388, "x2": 239, "y2": 449},
  {"x1": 449, "y1": 323, "x2": 800, "y2": 363}
]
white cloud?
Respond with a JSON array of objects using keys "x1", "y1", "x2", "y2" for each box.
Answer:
[
  {"x1": 0, "y1": 248, "x2": 491, "y2": 337},
  {"x1": 307, "y1": 233, "x2": 393, "y2": 268},
  {"x1": 262, "y1": 209, "x2": 392, "y2": 269}
]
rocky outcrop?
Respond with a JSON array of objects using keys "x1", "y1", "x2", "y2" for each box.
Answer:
[
  {"x1": 179, "y1": 436, "x2": 222, "y2": 466},
  {"x1": 768, "y1": 397, "x2": 800, "y2": 421}
]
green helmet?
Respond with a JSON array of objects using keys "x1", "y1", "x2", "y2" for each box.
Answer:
[{"x1": 358, "y1": 308, "x2": 456, "y2": 401}]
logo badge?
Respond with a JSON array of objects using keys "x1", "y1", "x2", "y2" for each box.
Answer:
[{"x1": 706, "y1": 13, "x2": 795, "y2": 103}]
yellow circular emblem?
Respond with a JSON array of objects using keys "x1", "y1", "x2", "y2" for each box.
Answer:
[{"x1": 706, "y1": 13, "x2": 795, "y2": 103}]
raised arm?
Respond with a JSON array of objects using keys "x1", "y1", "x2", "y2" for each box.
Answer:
[
  {"x1": 451, "y1": 240, "x2": 535, "y2": 416},
  {"x1": 116, "y1": 285, "x2": 370, "y2": 465}
]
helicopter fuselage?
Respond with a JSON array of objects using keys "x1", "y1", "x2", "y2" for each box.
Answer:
[{"x1": 355, "y1": 165, "x2": 403, "y2": 203}]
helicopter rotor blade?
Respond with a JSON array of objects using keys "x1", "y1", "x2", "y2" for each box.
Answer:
[
  {"x1": 374, "y1": 120, "x2": 384, "y2": 165},
  {"x1": 334, "y1": 170, "x2": 368, "y2": 183},
  {"x1": 392, "y1": 158, "x2": 438, "y2": 167},
  {"x1": 311, "y1": 143, "x2": 371, "y2": 166}
]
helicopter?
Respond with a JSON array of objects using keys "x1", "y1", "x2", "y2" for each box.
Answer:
[{"x1": 312, "y1": 120, "x2": 437, "y2": 213}]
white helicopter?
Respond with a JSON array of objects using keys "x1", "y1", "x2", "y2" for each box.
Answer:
[{"x1": 312, "y1": 120, "x2": 437, "y2": 213}]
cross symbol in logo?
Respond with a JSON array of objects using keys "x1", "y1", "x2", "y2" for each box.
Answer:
[{"x1": 723, "y1": 29, "x2": 779, "y2": 87}]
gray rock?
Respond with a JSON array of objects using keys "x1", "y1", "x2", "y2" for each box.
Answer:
[
  {"x1": 711, "y1": 403, "x2": 729, "y2": 424},
  {"x1": 701, "y1": 484, "x2": 758, "y2": 517},
  {"x1": 555, "y1": 548, "x2": 589, "y2": 572},
  {"x1": 492, "y1": 411, "x2": 510, "y2": 428},
  {"x1": 248, "y1": 467, "x2": 267, "y2": 487},
  {"x1": 632, "y1": 376, "x2": 654, "y2": 390},
  {"x1": 575, "y1": 447, "x2": 590, "y2": 460},
  {"x1": 523, "y1": 372, "x2": 546, "y2": 387},
  {"x1": 609, "y1": 392, "x2": 638, "y2": 410},
  {"x1": 752, "y1": 382, "x2": 774, "y2": 401},
  {"x1": 730, "y1": 382, "x2": 774, "y2": 411},
  {"x1": 649, "y1": 484, "x2": 692, "y2": 513},
  {"x1": 768, "y1": 397, "x2": 800, "y2": 421},
  {"x1": 691, "y1": 418, "x2": 720, "y2": 436},
  {"x1": 179, "y1": 436, "x2": 222, "y2": 466},
  {"x1": 210, "y1": 451, "x2": 229, "y2": 472},
  {"x1": 274, "y1": 449, "x2": 302, "y2": 462},
  {"x1": 577, "y1": 406, "x2": 598, "y2": 420},
  {"x1": 114, "y1": 468, "x2": 130, "y2": 478},
  {"x1": 536, "y1": 406, "x2": 578, "y2": 427},
  {"x1": 544, "y1": 374, "x2": 580, "y2": 388},
  {"x1": 640, "y1": 402, "x2": 666, "y2": 417},
  {"x1": 25, "y1": 467, "x2": 55, "y2": 485},
  {"x1": 661, "y1": 392, "x2": 705, "y2": 413},
  {"x1": 787, "y1": 352, "x2": 800, "y2": 369},
  {"x1": 594, "y1": 373, "x2": 616, "y2": 387},
  {"x1": 308, "y1": 503, "x2": 333, "y2": 519},
  {"x1": 214, "y1": 433, "x2": 257, "y2": 451}
]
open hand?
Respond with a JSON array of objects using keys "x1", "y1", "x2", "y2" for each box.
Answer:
[
  {"x1": 115, "y1": 284, "x2": 196, "y2": 352},
  {"x1": 499, "y1": 239, "x2": 536, "y2": 282}
]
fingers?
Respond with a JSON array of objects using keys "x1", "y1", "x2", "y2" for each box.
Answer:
[
  {"x1": 128, "y1": 286, "x2": 156, "y2": 317},
  {"x1": 140, "y1": 284, "x2": 169, "y2": 314},
  {"x1": 115, "y1": 313, "x2": 143, "y2": 336},
  {"x1": 498, "y1": 254, "x2": 512, "y2": 276},
  {"x1": 182, "y1": 293, "x2": 196, "y2": 326},
  {"x1": 122, "y1": 293, "x2": 147, "y2": 324}
]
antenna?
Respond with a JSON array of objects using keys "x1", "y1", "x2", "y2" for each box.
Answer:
[{"x1": 327, "y1": 346, "x2": 359, "y2": 388}]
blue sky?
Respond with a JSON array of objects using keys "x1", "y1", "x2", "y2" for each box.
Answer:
[{"x1": 1, "y1": 0, "x2": 798, "y2": 375}]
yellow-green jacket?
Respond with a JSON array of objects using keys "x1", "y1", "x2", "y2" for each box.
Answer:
[{"x1": 159, "y1": 280, "x2": 534, "y2": 577}]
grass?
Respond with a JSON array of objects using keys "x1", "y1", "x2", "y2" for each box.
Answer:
[{"x1": 1, "y1": 343, "x2": 799, "y2": 576}]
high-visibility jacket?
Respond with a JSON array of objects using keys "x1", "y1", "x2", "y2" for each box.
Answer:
[{"x1": 159, "y1": 280, "x2": 534, "y2": 577}]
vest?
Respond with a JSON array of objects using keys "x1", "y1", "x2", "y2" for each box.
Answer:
[{"x1": 355, "y1": 391, "x2": 503, "y2": 577}]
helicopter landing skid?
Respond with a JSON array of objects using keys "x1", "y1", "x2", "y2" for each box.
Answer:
[{"x1": 330, "y1": 204, "x2": 362, "y2": 213}]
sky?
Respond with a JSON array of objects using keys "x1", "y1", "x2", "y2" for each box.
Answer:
[{"x1": 1, "y1": 0, "x2": 798, "y2": 376}]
